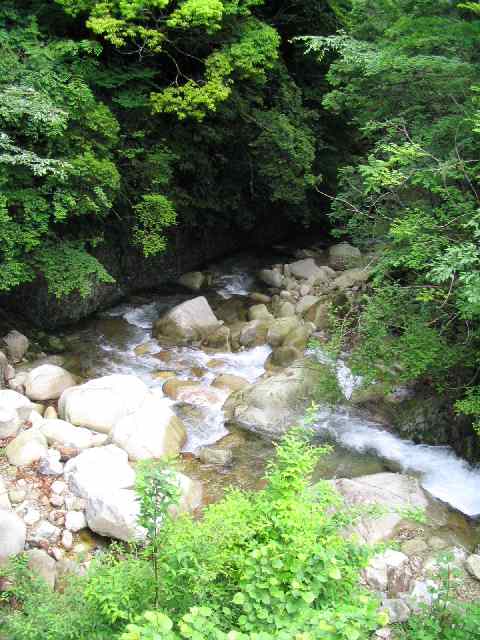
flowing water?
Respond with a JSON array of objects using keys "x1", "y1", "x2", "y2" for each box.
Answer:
[{"x1": 60, "y1": 250, "x2": 480, "y2": 528}]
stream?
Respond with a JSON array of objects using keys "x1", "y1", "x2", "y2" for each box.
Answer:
[{"x1": 58, "y1": 251, "x2": 480, "y2": 526}]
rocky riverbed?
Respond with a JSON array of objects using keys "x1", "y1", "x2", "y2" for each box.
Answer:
[{"x1": 1, "y1": 242, "x2": 480, "y2": 632}]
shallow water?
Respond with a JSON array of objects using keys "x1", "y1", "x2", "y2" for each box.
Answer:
[{"x1": 60, "y1": 251, "x2": 480, "y2": 523}]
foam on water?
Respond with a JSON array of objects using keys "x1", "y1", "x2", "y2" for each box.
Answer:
[
  {"x1": 182, "y1": 408, "x2": 229, "y2": 453},
  {"x1": 123, "y1": 302, "x2": 162, "y2": 329},
  {"x1": 194, "y1": 344, "x2": 272, "y2": 383},
  {"x1": 313, "y1": 407, "x2": 480, "y2": 517}
]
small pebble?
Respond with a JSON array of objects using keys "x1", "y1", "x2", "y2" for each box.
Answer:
[
  {"x1": 9, "y1": 489, "x2": 26, "y2": 503},
  {"x1": 65, "y1": 511, "x2": 86, "y2": 532},
  {"x1": 24, "y1": 508, "x2": 41, "y2": 526},
  {"x1": 50, "y1": 494, "x2": 64, "y2": 507},
  {"x1": 62, "y1": 530, "x2": 73, "y2": 551},
  {"x1": 51, "y1": 481, "x2": 67, "y2": 495}
]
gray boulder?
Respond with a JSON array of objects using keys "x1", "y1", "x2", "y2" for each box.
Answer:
[
  {"x1": 331, "y1": 473, "x2": 430, "y2": 544},
  {"x1": 4, "y1": 330, "x2": 29, "y2": 363},
  {"x1": 111, "y1": 396, "x2": 186, "y2": 461},
  {"x1": 64, "y1": 445, "x2": 135, "y2": 499},
  {"x1": 328, "y1": 242, "x2": 362, "y2": 269},
  {"x1": 0, "y1": 389, "x2": 33, "y2": 438},
  {"x1": 288, "y1": 259, "x2": 324, "y2": 282},
  {"x1": 153, "y1": 296, "x2": 221, "y2": 344},
  {"x1": 40, "y1": 418, "x2": 108, "y2": 450},
  {"x1": 178, "y1": 271, "x2": 205, "y2": 291},
  {"x1": 258, "y1": 269, "x2": 284, "y2": 289},
  {"x1": 223, "y1": 362, "x2": 317, "y2": 439},
  {"x1": 26, "y1": 549, "x2": 56, "y2": 589},
  {"x1": 465, "y1": 554, "x2": 480, "y2": 581},
  {"x1": 333, "y1": 267, "x2": 372, "y2": 291}
]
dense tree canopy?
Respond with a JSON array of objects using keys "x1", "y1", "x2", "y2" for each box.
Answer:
[
  {"x1": 0, "y1": 0, "x2": 335, "y2": 297},
  {"x1": 306, "y1": 0, "x2": 480, "y2": 430}
]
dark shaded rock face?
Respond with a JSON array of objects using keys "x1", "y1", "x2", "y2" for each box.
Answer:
[
  {"x1": 363, "y1": 388, "x2": 480, "y2": 463},
  {"x1": 0, "y1": 218, "x2": 291, "y2": 329}
]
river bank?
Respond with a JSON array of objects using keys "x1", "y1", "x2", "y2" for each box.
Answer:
[{"x1": 1, "y1": 241, "x2": 480, "y2": 633}]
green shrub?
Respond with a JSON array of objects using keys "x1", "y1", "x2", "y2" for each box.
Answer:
[{"x1": 0, "y1": 429, "x2": 386, "y2": 640}]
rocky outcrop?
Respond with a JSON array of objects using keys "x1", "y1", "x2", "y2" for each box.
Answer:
[{"x1": 0, "y1": 217, "x2": 292, "y2": 329}]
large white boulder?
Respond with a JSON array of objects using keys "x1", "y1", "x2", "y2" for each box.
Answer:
[
  {"x1": 153, "y1": 297, "x2": 221, "y2": 344},
  {"x1": 86, "y1": 472, "x2": 202, "y2": 542},
  {"x1": 111, "y1": 396, "x2": 186, "y2": 461},
  {"x1": 0, "y1": 511, "x2": 26, "y2": 563},
  {"x1": 40, "y1": 418, "x2": 108, "y2": 450},
  {"x1": 64, "y1": 445, "x2": 136, "y2": 499},
  {"x1": 86, "y1": 489, "x2": 145, "y2": 542},
  {"x1": 25, "y1": 364, "x2": 76, "y2": 401},
  {"x1": 59, "y1": 374, "x2": 149, "y2": 434},
  {"x1": 6, "y1": 429, "x2": 48, "y2": 467},
  {"x1": 331, "y1": 473, "x2": 430, "y2": 544},
  {"x1": 0, "y1": 389, "x2": 33, "y2": 439}
]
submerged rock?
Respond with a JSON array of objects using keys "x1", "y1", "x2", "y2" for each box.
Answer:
[
  {"x1": 212, "y1": 374, "x2": 249, "y2": 393},
  {"x1": 198, "y1": 446, "x2": 233, "y2": 466}
]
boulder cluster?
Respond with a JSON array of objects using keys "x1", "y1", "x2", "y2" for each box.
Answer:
[{"x1": 0, "y1": 333, "x2": 201, "y2": 588}]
